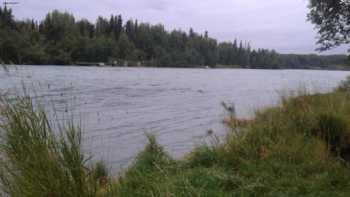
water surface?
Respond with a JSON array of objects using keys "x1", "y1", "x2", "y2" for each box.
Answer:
[{"x1": 0, "y1": 65, "x2": 348, "y2": 172}]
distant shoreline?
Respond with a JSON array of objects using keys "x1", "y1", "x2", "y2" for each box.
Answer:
[{"x1": 2, "y1": 64, "x2": 350, "y2": 71}]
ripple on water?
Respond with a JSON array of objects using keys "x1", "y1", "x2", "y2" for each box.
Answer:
[{"x1": 0, "y1": 66, "x2": 349, "y2": 173}]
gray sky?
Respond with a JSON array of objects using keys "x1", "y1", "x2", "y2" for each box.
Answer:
[{"x1": 10, "y1": 0, "x2": 349, "y2": 54}]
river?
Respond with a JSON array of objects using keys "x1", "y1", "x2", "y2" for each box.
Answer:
[{"x1": 0, "y1": 65, "x2": 348, "y2": 172}]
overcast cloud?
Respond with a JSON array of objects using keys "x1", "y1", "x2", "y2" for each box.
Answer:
[{"x1": 10, "y1": 0, "x2": 349, "y2": 54}]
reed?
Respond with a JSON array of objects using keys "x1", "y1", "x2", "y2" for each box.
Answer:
[{"x1": 0, "y1": 95, "x2": 100, "y2": 197}]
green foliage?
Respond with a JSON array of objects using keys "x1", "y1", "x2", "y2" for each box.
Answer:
[
  {"x1": 0, "y1": 6, "x2": 15, "y2": 29},
  {"x1": 41, "y1": 10, "x2": 77, "y2": 42},
  {"x1": 0, "y1": 6, "x2": 347, "y2": 68},
  {"x1": 129, "y1": 134, "x2": 174, "y2": 172},
  {"x1": 186, "y1": 145, "x2": 220, "y2": 168},
  {"x1": 308, "y1": 0, "x2": 350, "y2": 51},
  {"x1": 0, "y1": 95, "x2": 99, "y2": 197},
  {"x1": 109, "y1": 134, "x2": 177, "y2": 196},
  {"x1": 316, "y1": 114, "x2": 347, "y2": 146},
  {"x1": 116, "y1": 33, "x2": 135, "y2": 60},
  {"x1": 94, "y1": 161, "x2": 108, "y2": 180}
]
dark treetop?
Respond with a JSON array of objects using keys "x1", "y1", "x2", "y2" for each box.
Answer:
[
  {"x1": 308, "y1": 0, "x2": 350, "y2": 51},
  {"x1": 0, "y1": 6, "x2": 348, "y2": 69}
]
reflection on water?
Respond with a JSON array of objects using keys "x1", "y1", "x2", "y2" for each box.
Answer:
[{"x1": 0, "y1": 65, "x2": 349, "y2": 172}]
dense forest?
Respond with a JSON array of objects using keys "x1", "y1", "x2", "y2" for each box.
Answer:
[{"x1": 0, "y1": 6, "x2": 348, "y2": 69}]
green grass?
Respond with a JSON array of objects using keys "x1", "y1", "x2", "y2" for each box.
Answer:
[
  {"x1": 0, "y1": 95, "x2": 102, "y2": 196},
  {"x1": 110, "y1": 90, "x2": 350, "y2": 196},
  {"x1": 2, "y1": 87, "x2": 350, "y2": 196}
]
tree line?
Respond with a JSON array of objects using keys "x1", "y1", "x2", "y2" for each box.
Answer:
[{"x1": 0, "y1": 7, "x2": 348, "y2": 69}]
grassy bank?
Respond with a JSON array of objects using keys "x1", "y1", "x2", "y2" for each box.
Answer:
[
  {"x1": 109, "y1": 90, "x2": 350, "y2": 196},
  {"x1": 1, "y1": 86, "x2": 350, "y2": 196}
]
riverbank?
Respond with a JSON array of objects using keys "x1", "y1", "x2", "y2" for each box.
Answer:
[
  {"x1": 1, "y1": 82, "x2": 350, "y2": 196},
  {"x1": 108, "y1": 89, "x2": 350, "y2": 196}
]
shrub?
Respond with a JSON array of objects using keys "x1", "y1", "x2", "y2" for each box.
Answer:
[{"x1": 128, "y1": 134, "x2": 174, "y2": 173}]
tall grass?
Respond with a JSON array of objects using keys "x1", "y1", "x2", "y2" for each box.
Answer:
[
  {"x1": 0, "y1": 95, "x2": 100, "y2": 196},
  {"x1": 110, "y1": 90, "x2": 350, "y2": 196}
]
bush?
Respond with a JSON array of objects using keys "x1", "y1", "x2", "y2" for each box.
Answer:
[{"x1": 126, "y1": 134, "x2": 174, "y2": 173}]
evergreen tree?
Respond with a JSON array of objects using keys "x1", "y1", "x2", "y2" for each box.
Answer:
[
  {"x1": 116, "y1": 33, "x2": 135, "y2": 60},
  {"x1": 0, "y1": 7, "x2": 347, "y2": 68}
]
